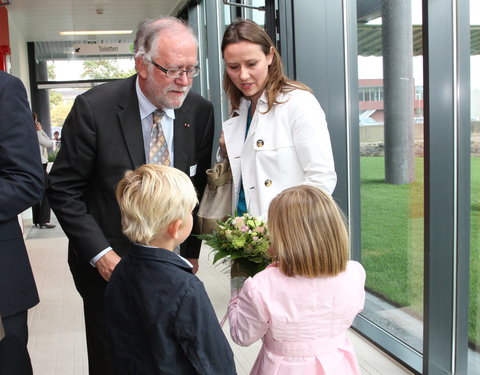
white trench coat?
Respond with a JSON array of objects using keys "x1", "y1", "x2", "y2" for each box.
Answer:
[{"x1": 221, "y1": 88, "x2": 337, "y2": 218}]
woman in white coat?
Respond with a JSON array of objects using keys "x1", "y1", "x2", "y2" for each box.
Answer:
[
  {"x1": 219, "y1": 18, "x2": 336, "y2": 218},
  {"x1": 32, "y1": 113, "x2": 56, "y2": 229}
]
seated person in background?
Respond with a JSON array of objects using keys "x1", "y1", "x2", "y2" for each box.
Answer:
[
  {"x1": 228, "y1": 185, "x2": 366, "y2": 375},
  {"x1": 105, "y1": 164, "x2": 236, "y2": 375}
]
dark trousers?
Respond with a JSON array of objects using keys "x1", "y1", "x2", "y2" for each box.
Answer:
[
  {"x1": 83, "y1": 302, "x2": 115, "y2": 375},
  {"x1": 0, "y1": 311, "x2": 33, "y2": 375},
  {"x1": 32, "y1": 163, "x2": 51, "y2": 225}
]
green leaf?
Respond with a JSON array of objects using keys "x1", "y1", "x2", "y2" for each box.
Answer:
[{"x1": 213, "y1": 250, "x2": 230, "y2": 264}]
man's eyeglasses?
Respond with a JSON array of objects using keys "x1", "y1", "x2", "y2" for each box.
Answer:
[{"x1": 149, "y1": 59, "x2": 200, "y2": 79}]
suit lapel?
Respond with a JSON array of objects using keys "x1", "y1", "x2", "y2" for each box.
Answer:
[
  {"x1": 117, "y1": 76, "x2": 145, "y2": 169},
  {"x1": 173, "y1": 102, "x2": 192, "y2": 175}
]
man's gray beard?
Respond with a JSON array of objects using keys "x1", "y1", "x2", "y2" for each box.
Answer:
[
  {"x1": 146, "y1": 68, "x2": 191, "y2": 109},
  {"x1": 157, "y1": 86, "x2": 190, "y2": 109}
]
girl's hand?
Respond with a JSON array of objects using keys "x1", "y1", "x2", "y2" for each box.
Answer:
[{"x1": 219, "y1": 131, "x2": 228, "y2": 159}]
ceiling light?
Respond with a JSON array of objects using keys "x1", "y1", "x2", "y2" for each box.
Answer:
[{"x1": 59, "y1": 30, "x2": 132, "y2": 36}]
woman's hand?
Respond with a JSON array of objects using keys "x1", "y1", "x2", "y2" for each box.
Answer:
[
  {"x1": 34, "y1": 121, "x2": 42, "y2": 131},
  {"x1": 219, "y1": 131, "x2": 228, "y2": 159}
]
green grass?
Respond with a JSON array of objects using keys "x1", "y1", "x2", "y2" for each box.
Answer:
[
  {"x1": 48, "y1": 148, "x2": 60, "y2": 162},
  {"x1": 469, "y1": 158, "x2": 480, "y2": 348},
  {"x1": 360, "y1": 157, "x2": 480, "y2": 345}
]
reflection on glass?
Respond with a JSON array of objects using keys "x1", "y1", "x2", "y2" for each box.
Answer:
[
  {"x1": 357, "y1": 0, "x2": 424, "y2": 352},
  {"x1": 230, "y1": 0, "x2": 266, "y2": 27},
  {"x1": 46, "y1": 58, "x2": 135, "y2": 81},
  {"x1": 468, "y1": 1, "x2": 480, "y2": 372}
]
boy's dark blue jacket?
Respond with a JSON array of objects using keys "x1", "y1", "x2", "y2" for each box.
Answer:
[{"x1": 104, "y1": 243, "x2": 236, "y2": 375}]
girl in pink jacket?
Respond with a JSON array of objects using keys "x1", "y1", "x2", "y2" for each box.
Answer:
[{"x1": 228, "y1": 185, "x2": 366, "y2": 375}]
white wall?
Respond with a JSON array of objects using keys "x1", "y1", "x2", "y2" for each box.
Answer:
[{"x1": 7, "y1": 13, "x2": 31, "y2": 100}]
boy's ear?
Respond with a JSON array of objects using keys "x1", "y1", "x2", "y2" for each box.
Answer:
[{"x1": 167, "y1": 219, "x2": 183, "y2": 239}]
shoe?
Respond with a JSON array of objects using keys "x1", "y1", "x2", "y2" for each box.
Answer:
[{"x1": 38, "y1": 223, "x2": 56, "y2": 229}]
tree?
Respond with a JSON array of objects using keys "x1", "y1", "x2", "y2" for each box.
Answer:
[
  {"x1": 47, "y1": 62, "x2": 56, "y2": 80},
  {"x1": 50, "y1": 101, "x2": 73, "y2": 127},
  {"x1": 49, "y1": 91, "x2": 63, "y2": 106},
  {"x1": 81, "y1": 60, "x2": 136, "y2": 80}
]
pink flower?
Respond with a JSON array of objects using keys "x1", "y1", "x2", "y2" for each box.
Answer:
[{"x1": 234, "y1": 217, "x2": 244, "y2": 229}]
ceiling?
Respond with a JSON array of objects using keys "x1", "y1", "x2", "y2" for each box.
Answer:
[
  {"x1": 6, "y1": 0, "x2": 190, "y2": 60},
  {"x1": 5, "y1": 1, "x2": 479, "y2": 61}
]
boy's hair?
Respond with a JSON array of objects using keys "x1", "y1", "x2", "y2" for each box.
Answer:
[
  {"x1": 268, "y1": 185, "x2": 349, "y2": 278},
  {"x1": 116, "y1": 164, "x2": 198, "y2": 245}
]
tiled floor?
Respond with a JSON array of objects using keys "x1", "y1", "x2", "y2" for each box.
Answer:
[{"x1": 24, "y1": 216, "x2": 413, "y2": 375}]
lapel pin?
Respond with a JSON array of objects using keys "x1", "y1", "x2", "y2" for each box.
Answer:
[{"x1": 184, "y1": 123, "x2": 190, "y2": 128}]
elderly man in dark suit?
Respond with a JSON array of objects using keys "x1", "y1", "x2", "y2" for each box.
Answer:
[
  {"x1": 48, "y1": 17, "x2": 215, "y2": 375},
  {"x1": 0, "y1": 71, "x2": 44, "y2": 375}
]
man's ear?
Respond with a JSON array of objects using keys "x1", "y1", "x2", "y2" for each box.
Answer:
[
  {"x1": 166, "y1": 219, "x2": 183, "y2": 239},
  {"x1": 135, "y1": 56, "x2": 148, "y2": 79}
]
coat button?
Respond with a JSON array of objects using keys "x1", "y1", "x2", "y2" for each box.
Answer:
[
  {"x1": 264, "y1": 179, "x2": 272, "y2": 187},
  {"x1": 256, "y1": 139, "x2": 264, "y2": 147}
]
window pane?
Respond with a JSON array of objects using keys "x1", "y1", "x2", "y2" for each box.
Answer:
[
  {"x1": 45, "y1": 58, "x2": 135, "y2": 81},
  {"x1": 468, "y1": 1, "x2": 480, "y2": 371},
  {"x1": 357, "y1": 0, "x2": 424, "y2": 353}
]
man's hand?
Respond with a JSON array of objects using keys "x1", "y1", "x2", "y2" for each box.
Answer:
[
  {"x1": 96, "y1": 250, "x2": 121, "y2": 281},
  {"x1": 188, "y1": 258, "x2": 199, "y2": 274}
]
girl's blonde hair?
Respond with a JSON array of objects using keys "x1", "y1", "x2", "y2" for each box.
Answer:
[
  {"x1": 221, "y1": 18, "x2": 311, "y2": 114},
  {"x1": 268, "y1": 185, "x2": 349, "y2": 278},
  {"x1": 116, "y1": 164, "x2": 198, "y2": 245}
]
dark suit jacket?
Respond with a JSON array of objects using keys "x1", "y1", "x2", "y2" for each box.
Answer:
[
  {"x1": 0, "y1": 71, "x2": 43, "y2": 318},
  {"x1": 48, "y1": 75, "x2": 214, "y2": 306},
  {"x1": 105, "y1": 244, "x2": 236, "y2": 375}
]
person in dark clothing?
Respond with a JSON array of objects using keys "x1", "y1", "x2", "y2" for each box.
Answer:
[
  {"x1": 48, "y1": 17, "x2": 215, "y2": 374},
  {"x1": 105, "y1": 164, "x2": 236, "y2": 375},
  {"x1": 0, "y1": 71, "x2": 44, "y2": 375}
]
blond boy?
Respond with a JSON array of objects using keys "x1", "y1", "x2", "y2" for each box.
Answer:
[{"x1": 105, "y1": 164, "x2": 236, "y2": 375}]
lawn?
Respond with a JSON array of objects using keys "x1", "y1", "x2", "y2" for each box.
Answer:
[{"x1": 360, "y1": 156, "x2": 480, "y2": 346}]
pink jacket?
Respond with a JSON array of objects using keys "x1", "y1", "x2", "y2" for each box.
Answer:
[{"x1": 228, "y1": 260, "x2": 366, "y2": 375}]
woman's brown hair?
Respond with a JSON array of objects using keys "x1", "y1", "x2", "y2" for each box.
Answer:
[
  {"x1": 267, "y1": 185, "x2": 349, "y2": 278},
  {"x1": 221, "y1": 18, "x2": 311, "y2": 114}
]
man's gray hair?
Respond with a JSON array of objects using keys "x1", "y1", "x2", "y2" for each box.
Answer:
[{"x1": 134, "y1": 17, "x2": 198, "y2": 60}]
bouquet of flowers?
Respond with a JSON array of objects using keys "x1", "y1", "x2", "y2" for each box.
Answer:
[{"x1": 198, "y1": 213, "x2": 271, "y2": 278}]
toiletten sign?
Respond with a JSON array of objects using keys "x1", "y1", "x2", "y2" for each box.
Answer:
[{"x1": 73, "y1": 42, "x2": 133, "y2": 55}]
